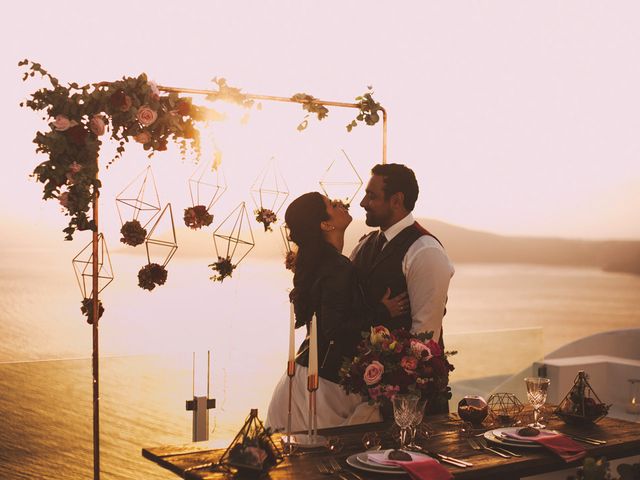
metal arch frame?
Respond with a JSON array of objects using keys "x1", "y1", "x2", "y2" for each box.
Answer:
[{"x1": 88, "y1": 83, "x2": 387, "y2": 480}]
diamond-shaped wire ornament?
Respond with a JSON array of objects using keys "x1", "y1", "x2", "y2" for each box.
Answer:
[
  {"x1": 280, "y1": 224, "x2": 293, "y2": 254},
  {"x1": 145, "y1": 203, "x2": 178, "y2": 267},
  {"x1": 250, "y1": 157, "x2": 289, "y2": 215},
  {"x1": 189, "y1": 159, "x2": 227, "y2": 211},
  {"x1": 319, "y1": 149, "x2": 363, "y2": 206},
  {"x1": 487, "y1": 393, "x2": 525, "y2": 426},
  {"x1": 116, "y1": 166, "x2": 161, "y2": 228},
  {"x1": 212, "y1": 202, "x2": 255, "y2": 265},
  {"x1": 72, "y1": 233, "x2": 115, "y2": 299}
]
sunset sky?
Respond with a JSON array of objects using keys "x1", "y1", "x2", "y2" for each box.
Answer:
[{"x1": 3, "y1": 1, "x2": 640, "y2": 241}]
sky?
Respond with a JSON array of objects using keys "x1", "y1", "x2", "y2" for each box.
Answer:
[{"x1": 3, "y1": 0, "x2": 640, "y2": 241}]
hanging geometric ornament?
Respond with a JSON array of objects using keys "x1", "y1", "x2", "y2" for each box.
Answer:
[
  {"x1": 116, "y1": 166, "x2": 161, "y2": 247},
  {"x1": 72, "y1": 233, "x2": 114, "y2": 323},
  {"x1": 210, "y1": 202, "x2": 255, "y2": 282},
  {"x1": 280, "y1": 224, "x2": 296, "y2": 272},
  {"x1": 138, "y1": 203, "x2": 178, "y2": 291},
  {"x1": 185, "y1": 157, "x2": 227, "y2": 230},
  {"x1": 319, "y1": 149, "x2": 363, "y2": 208},
  {"x1": 250, "y1": 157, "x2": 289, "y2": 232}
]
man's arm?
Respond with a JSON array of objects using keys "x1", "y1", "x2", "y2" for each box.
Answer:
[{"x1": 403, "y1": 242, "x2": 454, "y2": 340}]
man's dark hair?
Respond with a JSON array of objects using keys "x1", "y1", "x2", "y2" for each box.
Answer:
[{"x1": 371, "y1": 163, "x2": 419, "y2": 211}]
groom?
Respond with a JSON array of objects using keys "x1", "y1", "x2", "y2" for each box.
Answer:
[{"x1": 350, "y1": 163, "x2": 454, "y2": 413}]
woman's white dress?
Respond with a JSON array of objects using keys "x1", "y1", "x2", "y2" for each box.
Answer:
[{"x1": 265, "y1": 364, "x2": 381, "y2": 432}]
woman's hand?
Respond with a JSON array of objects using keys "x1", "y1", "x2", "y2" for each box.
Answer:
[{"x1": 381, "y1": 288, "x2": 410, "y2": 318}]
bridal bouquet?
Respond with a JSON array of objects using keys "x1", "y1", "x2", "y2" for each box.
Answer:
[{"x1": 339, "y1": 326, "x2": 454, "y2": 405}]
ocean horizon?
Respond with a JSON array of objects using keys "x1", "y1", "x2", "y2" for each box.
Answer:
[{"x1": 1, "y1": 249, "x2": 639, "y2": 479}]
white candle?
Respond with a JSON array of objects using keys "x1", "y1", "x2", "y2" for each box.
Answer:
[
  {"x1": 308, "y1": 314, "x2": 318, "y2": 377},
  {"x1": 288, "y1": 302, "x2": 296, "y2": 362}
]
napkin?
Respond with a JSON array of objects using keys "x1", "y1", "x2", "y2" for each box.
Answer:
[
  {"x1": 368, "y1": 451, "x2": 453, "y2": 480},
  {"x1": 503, "y1": 430, "x2": 586, "y2": 463}
]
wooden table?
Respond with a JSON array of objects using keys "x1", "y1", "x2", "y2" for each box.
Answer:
[{"x1": 142, "y1": 413, "x2": 640, "y2": 479}]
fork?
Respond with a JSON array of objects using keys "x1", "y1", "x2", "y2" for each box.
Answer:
[
  {"x1": 315, "y1": 458, "x2": 353, "y2": 480},
  {"x1": 327, "y1": 457, "x2": 364, "y2": 480},
  {"x1": 468, "y1": 437, "x2": 510, "y2": 458},
  {"x1": 477, "y1": 437, "x2": 521, "y2": 457}
]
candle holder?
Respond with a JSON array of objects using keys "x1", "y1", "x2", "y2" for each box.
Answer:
[
  {"x1": 282, "y1": 360, "x2": 296, "y2": 456},
  {"x1": 627, "y1": 379, "x2": 640, "y2": 415}
]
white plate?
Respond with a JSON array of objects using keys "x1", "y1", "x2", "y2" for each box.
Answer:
[
  {"x1": 484, "y1": 431, "x2": 542, "y2": 449},
  {"x1": 346, "y1": 454, "x2": 407, "y2": 475},
  {"x1": 491, "y1": 427, "x2": 556, "y2": 443},
  {"x1": 356, "y1": 449, "x2": 428, "y2": 472}
]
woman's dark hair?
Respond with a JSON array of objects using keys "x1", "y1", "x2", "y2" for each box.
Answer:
[
  {"x1": 371, "y1": 163, "x2": 419, "y2": 211},
  {"x1": 285, "y1": 192, "x2": 332, "y2": 327}
]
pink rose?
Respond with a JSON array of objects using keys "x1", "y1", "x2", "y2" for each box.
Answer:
[
  {"x1": 401, "y1": 356, "x2": 418, "y2": 372},
  {"x1": 137, "y1": 105, "x2": 158, "y2": 126},
  {"x1": 53, "y1": 115, "x2": 74, "y2": 131},
  {"x1": 89, "y1": 115, "x2": 106, "y2": 136},
  {"x1": 69, "y1": 162, "x2": 82, "y2": 173},
  {"x1": 134, "y1": 131, "x2": 152, "y2": 144},
  {"x1": 363, "y1": 360, "x2": 384, "y2": 386},
  {"x1": 410, "y1": 339, "x2": 431, "y2": 358},
  {"x1": 370, "y1": 326, "x2": 391, "y2": 345},
  {"x1": 59, "y1": 192, "x2": 69, "y2": 208}
]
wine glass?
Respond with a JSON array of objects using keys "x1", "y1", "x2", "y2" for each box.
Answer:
[
  {"x1": 524, "y1": 377, "x2": 550, "y2": 428},
  {"x1": 408, "y1": 397, "x2": 428, "y2": 448},
  {"x1": 392, "y1": 393, "x2": 419, "y2": 449}
]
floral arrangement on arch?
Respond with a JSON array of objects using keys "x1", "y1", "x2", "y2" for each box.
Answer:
[
  {"x1": 339, "y1": 326, "x2": 455, "y2": 406},
  {"x1": 19, "y1": 60, "x2": 216, "y2": 240}
]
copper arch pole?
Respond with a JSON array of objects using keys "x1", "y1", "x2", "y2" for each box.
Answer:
[{"x1": 88, "y1": 83, "x2": 387, "y2": 479}]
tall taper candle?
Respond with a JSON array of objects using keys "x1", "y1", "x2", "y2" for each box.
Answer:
[
  {"x1": 308, "y1": 314, "x2": 318, "y2": 377},
  {"x1": 288, "y1": 302, "x2": 296, "y2": 362}
]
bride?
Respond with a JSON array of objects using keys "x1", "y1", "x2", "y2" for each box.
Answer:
[{"x1": 265, "y1": 192, "x2": 408, "y2": 431}]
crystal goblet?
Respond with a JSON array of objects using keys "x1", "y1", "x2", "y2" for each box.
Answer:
[
  {"x1": 524, "y1": 377, "x2": 550, "y2": 429},
  {"x1": 392, "y1": 393, "x2": 419, "y2": 449}
]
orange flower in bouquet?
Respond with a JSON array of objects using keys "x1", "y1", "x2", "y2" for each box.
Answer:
[{"x1": 339, "y1": 326, "x2": 455, "y2": 406}]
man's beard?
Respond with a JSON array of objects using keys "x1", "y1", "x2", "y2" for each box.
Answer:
[{"x1": 364, "y1": 212, "x2": 381, "y2": 227}]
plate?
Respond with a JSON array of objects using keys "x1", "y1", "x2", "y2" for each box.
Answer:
[
  {"x1": 355, "y1": 449, "x2": 433, "y2": 470},
  {"x1": 492, "y1": 427, "x2": 556, "y2": 443},
  {"x1": 346, "y1": 454, "x2": 407, "y2": 475},
  {"x1": 484, "y1": 431, "x2": 542, "y2": 449}
]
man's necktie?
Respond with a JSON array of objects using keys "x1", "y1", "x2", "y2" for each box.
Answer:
[{"x1": 372, "y1": 231, "x2": 387, "y2": 258}]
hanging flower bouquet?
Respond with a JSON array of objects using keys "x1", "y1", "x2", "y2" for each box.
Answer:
[
  {"x1": 137, "y1": 263, "x2": 168, "y2": 291},
  {"x1": 339, "y1": 326, "x2": 454, "y2": 406},
  {"x1": 284, "y1": 250, "x2": 296, "y2": 272},
  {"x1": 254, "y1": 207, "x2": 277, "y2": 232},
  {"x1": 120, "y1": 219, "x2": 147, "y2": 246},
  {"x1": 209, "y1": 256, "x2": 236, "y2": 282},
  {"x1": 184, "y1": 205, "x2": 213, "y2": 230},
  {"x1": 81, "y1": 298, "x2": 105, "y2": 324}
]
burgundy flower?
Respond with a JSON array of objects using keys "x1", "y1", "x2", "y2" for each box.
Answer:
[{"x1": 66, "y1": 124, "x2": 88, "y2": 145}]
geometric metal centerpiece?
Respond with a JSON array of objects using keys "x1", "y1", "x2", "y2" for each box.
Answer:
[
  {"x1": 72, "y1": 233, "x2": 115, "y2": 298},
  {"x1": 145, "y1": 203, "x2": 178, "y2": 267},
  {"x1": 116, "y1": 166, "x2": 161, "y2": 228},
  {"x1": 487, "y1": 392, "x2": 525, "y2": 426},
  {"x1": 319, "y1": 149, "x2": 363, "y2": 206}
]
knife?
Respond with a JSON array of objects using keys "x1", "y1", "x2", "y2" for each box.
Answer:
[{"x1": 424, "y1": 449, "x2": 473, "y2": 467}]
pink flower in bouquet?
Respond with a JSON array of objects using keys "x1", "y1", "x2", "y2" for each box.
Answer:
[
  {"x1": 383, "y1": 385, "x2": 400, "y2": 399},
  {"x1": 89, "y1": 115, "x2": 106, "y2": 136},
  {"x1": 148, "y1": 80, "x2": 161, "y2": 100},
  {"x1": 59, "y1": 192, "x2": 69, "y2": 208},
  {"x1": 137, "y1": 105, "x2": 158, "y2": 126},
  {"x1": 401, "y1": 355, "x2": 418, "y2": 373},
  {"x1": 134, "y1": 131, "x2": 152, "y2": 144},
  {"x1": 370, "y1": 326, "x2": 391, "y2": 346},
  {"x1": 363, "y1": 360, "x2": 384, "y2": 385},
  {"x1": 53, "y1": 115, "x2": 74, "y2": 131},
  {"x1": 368, "y1": 385, "x2": 383, "y2": 401},
  {"x1": 410, "y1": 338, "x2": 431, "y2": 358},
  {"x1": 425, "y1": 339, "x2": 443, "y2": 358}
]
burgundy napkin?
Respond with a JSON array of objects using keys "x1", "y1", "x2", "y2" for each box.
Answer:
[
  {"x1": 504, "y1": 431, "x2": 586, "y2": 462},
  {"x1": 368, "y1": 452, "x2": 453, "y2": 480}
]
